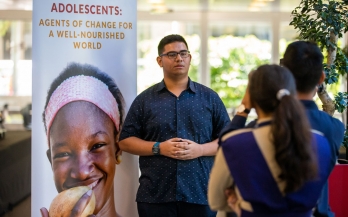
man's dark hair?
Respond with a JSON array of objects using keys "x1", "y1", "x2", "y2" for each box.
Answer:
[
  {"x1": 158, "y1": 34, "x2": 189, "y2": 56},
  {"x1": 42, "y1": 62, "x2": 125, "y2": 133},
  {"x1": 282, "y1": 41, "x2": 324, "y2": 93}
]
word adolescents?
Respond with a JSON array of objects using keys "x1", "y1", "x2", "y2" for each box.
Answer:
[{"x1": 51, "y1": 3, "x2": 121, "y2": 15}]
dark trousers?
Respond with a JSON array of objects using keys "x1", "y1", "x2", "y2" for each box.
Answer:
[{"x1": 137, "y1": 202, "x2": 217, "y2": 217}]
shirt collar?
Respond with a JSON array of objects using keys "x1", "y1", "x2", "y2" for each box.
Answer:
[
  {"x1": 253, "y1": 100, "x2": 318, "y2": 128},
  {"x1": 156, "y1": 77, "x2": 196, "y2": 93},
  {"x1": 187, "y1": 78, "x2": 196, "y2": 93},
  {"x1": 300, "y1": 100, "x2": 318, "y2": 110},
  {"x1": 254, "y1": 117, "x2": 272, "y2": 128},
  {"x1": 156, "y1": 80, "x2": 167, "y2": 92}
]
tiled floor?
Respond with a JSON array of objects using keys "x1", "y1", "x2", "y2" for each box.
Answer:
[{"x1": 2, "y1": 196, "x2": 30, "y2": 217}]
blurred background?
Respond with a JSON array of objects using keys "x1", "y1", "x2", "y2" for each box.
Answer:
[{"x1": 1, "y1": 0, "x2": 347, "y2": 123}]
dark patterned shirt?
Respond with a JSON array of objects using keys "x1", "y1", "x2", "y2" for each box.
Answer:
[{"x1": 119, "y1": 78, "x2": 230, "y2": 205}]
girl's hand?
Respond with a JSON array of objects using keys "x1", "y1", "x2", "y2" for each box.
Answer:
[{"x1": 40, "y1": 189, "x2": 96, "y2": 217}]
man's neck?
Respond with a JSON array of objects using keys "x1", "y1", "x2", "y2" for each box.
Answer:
[
  {"x1": 297, "y1": 89, "x2": 316, "y2": 101},
  {"x1": 163, "y1": 76, "x2": 189, "y2": 97}
]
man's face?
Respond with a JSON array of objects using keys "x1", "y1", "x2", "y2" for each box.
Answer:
[
  {"x1": 47, "y1": 101, "x2": 117, "y2": 214},
  {"x1": 157, "y1": 41, "x2": 191, "y2": 78}
]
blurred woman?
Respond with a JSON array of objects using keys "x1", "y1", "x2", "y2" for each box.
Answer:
[
  {"x1": 40, "y1": 62, "x2": 125, "y2": 217},
  {"x1": 208, "y1": 64, "x2": 333, "y2": 217}
]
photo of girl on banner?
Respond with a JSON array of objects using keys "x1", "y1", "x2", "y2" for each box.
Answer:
[{"x1": 40, "y1": 62, "x2": 125, "y2": 217}]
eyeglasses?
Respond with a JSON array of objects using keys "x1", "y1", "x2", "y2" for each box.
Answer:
[{"x1": 160, "y1": 50, "x2": 190, "y2": 59}]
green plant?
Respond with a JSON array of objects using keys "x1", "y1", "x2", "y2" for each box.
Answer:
[
  {"x1": 290, "y1": 0, "x2": 348, "y2": 147},
  {"x1": 210, "y1": 35, "x2": 270, "y2": 109}
]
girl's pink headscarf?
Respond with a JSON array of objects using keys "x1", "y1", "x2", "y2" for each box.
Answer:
[{"x1": 44, "y1": 75, "x2": 120, "y2": 146}]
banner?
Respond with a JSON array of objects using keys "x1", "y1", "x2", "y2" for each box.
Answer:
[{"x1": 32, "y1": 1, "x2": 138, "y2": 216}]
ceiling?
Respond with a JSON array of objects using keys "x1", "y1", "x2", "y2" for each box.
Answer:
[
  {"x1": 0, "y1": 0, "x2": 301, "y2": 12},
  {"x1": 0, "y1": 0, "x2": 32, "y2": 10},
  {"x1": 138, "y1": 0, "x2": 301, "y2": 13}
]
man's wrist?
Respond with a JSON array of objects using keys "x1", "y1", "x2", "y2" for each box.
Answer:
[
  {"x1": 152, "y1": 142, "x2": 161, "y2": 155},
  {"x1": 200, "y1": 145, "x2": 204, "y2": 157}
]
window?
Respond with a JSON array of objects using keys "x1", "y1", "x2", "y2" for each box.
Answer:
[
  {"x1": 137, "y1": 21, "x2": 200, "y2": 93},
  {"x1": 209, "y1": 22, "x2": 271, "y2": 110},
  {"x1": 0, "y1": 20, "x2": 32, "y2": 96}
]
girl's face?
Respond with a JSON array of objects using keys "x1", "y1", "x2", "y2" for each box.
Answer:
[{"x1": 47, "y1": 101, "x2": 118, "y2": 214}]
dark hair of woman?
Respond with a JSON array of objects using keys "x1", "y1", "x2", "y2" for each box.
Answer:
[
  {"x1": 42, "y1": 62, "x2": 125, "y2": 134},
  {"x1": 249, "y1": 64, "x2": 318, "y2": 193}
]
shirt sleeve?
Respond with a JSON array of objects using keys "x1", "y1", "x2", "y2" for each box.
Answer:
[
  {"x1": 218, "y1": 116, "x2": 257, "y2": 146},
  {"x1": 328, "y1": 118, "x2": 345, "y2": 165},
  {"x1": 332, "y1": 119, "x2": 345, "y2": 156},
  {"x1": 212, "y1": 94, "x2": 231, "y2": 139},
  {"x1": 208, "y1": 148, "x2": 234, "y2": 212},
  {"x1": 119, "y1": 96, "x2": 144, "y2": 141}
]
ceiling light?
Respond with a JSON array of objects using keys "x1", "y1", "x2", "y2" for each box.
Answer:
[
  {"x1": 250, "y1": 2, "x2": 266, "y2": 7},
  {"x1": 148, "y1": 0, "x2": 164, "y2": 3}
]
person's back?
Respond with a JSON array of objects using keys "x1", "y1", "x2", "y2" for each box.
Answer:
[
  {"x1": 282, "y1": 41, "x2": 345, "y2": 217},
  {"x1": 303, "y1": 101, "x2": 344, "y2": 165},
  {"x1": 219, "y1": 123, "x2": 332, "y2": 217}
]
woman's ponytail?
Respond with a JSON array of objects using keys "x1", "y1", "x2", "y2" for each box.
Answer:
[{"x1": 272, "y1": 94, "x2": 318, "y2": 193}]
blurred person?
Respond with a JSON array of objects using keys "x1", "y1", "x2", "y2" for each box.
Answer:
[
  {"x1": 0, "y1": 109, "x2": 4, "y2": 131},
  {"x1": 40, "y1": 63, "x2": 125, "y2": 217},
  {"x1": 20, "y1": 103, "x2": 32, "y2": 130},
  {"x1": 0, "y1": 104, "x2": 9, "y2": 139},
  {"x1": 208, "y1": 64, "x2": 334, "y2": 217},
  {"x1": 0, "y1": 104, "x2": 9, "y2": 128},
  {"x1": 119, "y1": 34, "x2": 230, "y2": 217}
]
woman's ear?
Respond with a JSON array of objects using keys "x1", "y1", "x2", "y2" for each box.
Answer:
[{"x1": 46, "y1": 149, "x2": 52, "y2": 165}]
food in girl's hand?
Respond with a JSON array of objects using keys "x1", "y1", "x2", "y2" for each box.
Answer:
[{"x1": 49, "y1": 186, "x2": 96, "y2": 217}]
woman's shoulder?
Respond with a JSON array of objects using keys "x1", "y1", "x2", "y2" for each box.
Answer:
[{"x1": 220, "y1": 127, "x2": 254, "y2": 144}]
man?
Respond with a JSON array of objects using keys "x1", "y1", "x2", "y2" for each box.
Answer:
[
  {"x1": 219, "y1": 41, "x2": 345, "y2": 217},
  {"x1": 119, "y1": 34, "x2": 230, "y2": 217}
]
